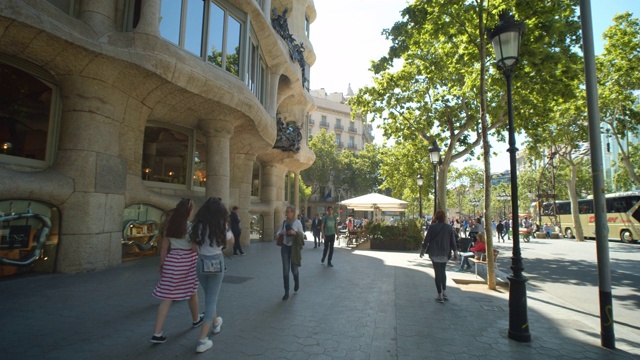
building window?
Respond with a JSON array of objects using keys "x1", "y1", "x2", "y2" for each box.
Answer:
[
  {"x1": 142, "y1": 125, "x2": 191, "y2": 185},
  {"x1": 348, "y1": 136, "x2": 355, "y2": 149},
  {"x1": 251, "y1": 161, "x2": 261, "y2": 197},
  {"x1": 0, "y1": 57, "x2": 60, "y2": 168},
  {"x1": 193, "y1": 137, "x2": 207, "y2": 187},
  {"x1": 159, "y1": 0, "x2": 245, "y2": 77},
  {"x1": 247, "y1": 27, "x2": 268, "y2": 105},
  {"x1": 305, "y1": 15, "x2": 310, "y2": 38}
]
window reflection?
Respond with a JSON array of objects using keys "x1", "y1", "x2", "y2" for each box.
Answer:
[
  {"x1": 194, "y1": 137, "x2": 207, "y2": 187},
  {"x1": 226, "y1": 15, "x2": 241, "y2": 75},
  {"x1": 0, "y1": 61, "x2": 54, "y2": 163},
  {"x1": 184, "y1": 0, "x2": 205, "y2": 56},
  {"x1": 159, "y1": 0, "x2": 181, "y2": 46},
  {"x1": 142, "y1": 126, "x2": 189, "y2": 185},
  {"x1": 206, "y1": 2, "x2": 225, "y2": 67}
]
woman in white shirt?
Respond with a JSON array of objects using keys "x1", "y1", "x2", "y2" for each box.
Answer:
[{"x1": 190, "y1": 197, "x2": 234, "y2": 353}]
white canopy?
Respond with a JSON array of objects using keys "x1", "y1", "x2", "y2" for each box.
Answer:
[{"x1": 339, "y1": 193, "x2": 408, "y2": 212}]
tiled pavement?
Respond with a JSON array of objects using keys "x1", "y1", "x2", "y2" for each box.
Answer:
[{"x1": 0, "y1": 236, "x2": 638, "y2": 359}]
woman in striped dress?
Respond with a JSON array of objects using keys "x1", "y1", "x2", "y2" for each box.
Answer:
[{"x1": 150, "y1": 198, "x2": 203, "y2": 343}]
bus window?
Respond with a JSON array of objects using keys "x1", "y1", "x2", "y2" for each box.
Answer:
[{"x1": 578, "y1": 199, "x2": 593, "y2": 214}]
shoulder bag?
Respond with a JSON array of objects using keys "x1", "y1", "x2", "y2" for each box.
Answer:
[{"x1": 200, "y1": 253, "x2": 223, "y2": 274}]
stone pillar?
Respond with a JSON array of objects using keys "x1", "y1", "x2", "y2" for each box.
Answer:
[
  {"x1": 134, "y1": 0, "x2": 161, "y2": 36},
  {"x1": 237, "y1": 154, "x2": 256, "y2": 247},
  {"x1": 79, "y1": 0, "x2": 116, "y2": 37},
  {"x1": 262, "y1": 164, "x2": 284, "y2": 240},
  {"x1": 54, "y1": 75, "x2": 128, "y2": 273},
  {"x1": 200, "y1": 120, "x2": 233, "y2": 204}
]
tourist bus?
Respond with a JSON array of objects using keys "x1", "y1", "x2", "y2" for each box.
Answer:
[{"x1": 540, "y1": 191, "x2": 640, "y2": 243}]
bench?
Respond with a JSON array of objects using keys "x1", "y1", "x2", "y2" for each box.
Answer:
[{"x1": 468, "y1": 249, "x2": 500, "y2": 279}]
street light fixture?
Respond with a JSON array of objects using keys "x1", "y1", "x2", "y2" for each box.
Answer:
[
  {"x1": 489, "y1": 11, "x2": 529, "y2": 342},
  {"x1": 497, "y1": 189, "x2": 511, "y2": 219},
  {"x1": 428, "y1": 141, "x2": 441, "y2": 215},
  {"x1": 417, "y1": 174, "x2": 424, "y2": 220}
]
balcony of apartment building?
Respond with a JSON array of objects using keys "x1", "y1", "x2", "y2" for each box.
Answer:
[
  {"x1": 337, "y1": 142, "x2": 344, "y2": 149},
  {"x1": 348, "y1": 125, "x2": 357, "y2": 133},
  {"x1": 319, "y1": 120, "x2": 330, "y2": 128},
  {"x1": 334, "y1": 123, "x2": 344, "y2": 132},
  {"x1": 308, "y1": 118, "x2": 315, "y2": 125},
  {"x1": 347, "y1": 143, "x2": 358, "y2": 151}
]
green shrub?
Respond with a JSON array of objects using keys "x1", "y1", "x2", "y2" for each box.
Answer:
[{"x1": 366, "y1": 220, "x2": 423, "y2": 250}]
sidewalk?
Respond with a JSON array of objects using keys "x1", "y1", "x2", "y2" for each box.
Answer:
[{"x1": 0, "y1": 237, "x2": 637, "y2": 359}]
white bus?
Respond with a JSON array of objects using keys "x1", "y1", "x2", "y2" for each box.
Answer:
[{"x1": 541, "y1": 191, "x2": 640, "y2": 243}]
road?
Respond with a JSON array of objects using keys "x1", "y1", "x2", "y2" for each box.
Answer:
[{"x1": 490, "y1": 234, "x2": 640, "y2": 342}]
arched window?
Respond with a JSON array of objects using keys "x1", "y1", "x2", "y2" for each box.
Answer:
[{"x1": 0, "y1": 56, "x2": 60, "y2": 168}]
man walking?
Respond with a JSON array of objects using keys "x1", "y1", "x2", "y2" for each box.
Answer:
[
  {"x1": 321, "y1": 206, "x2": 339, "y2": 267},
  {"x1": 310, "y1": 213, "x2": 321, "y2": 248},
  {"x1": 504, "y1": 217, "x2": 511, "y2": 241}
]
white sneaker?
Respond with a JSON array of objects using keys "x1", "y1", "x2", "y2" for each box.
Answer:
[
  {"x1": 196, "y1": 338, "x2": 213, "y2": 353},
  {"x1": 212, "y1": 317, "x2": 223, "y2": 334}
]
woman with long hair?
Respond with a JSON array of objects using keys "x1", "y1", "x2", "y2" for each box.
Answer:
[
  {"x1": 151, "y1": 198, "x2": 202, "y2": 344},
  {"x1": 420, "y1": 210, "x2": 458, "y2": 303},
  {"x1": 190, "y1": 197, "x2": 234, "y2": 353}
]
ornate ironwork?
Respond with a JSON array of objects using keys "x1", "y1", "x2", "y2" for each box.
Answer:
[
  {"x1": 273, "y1": 117, "x2": 302, "y2": 153},
  {"x1": 271, "y1": 7, "x2": 307, "y2": 87}
]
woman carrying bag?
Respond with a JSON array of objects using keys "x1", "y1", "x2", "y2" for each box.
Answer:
[
  {"x1": 190, "y1": 197, "x2": 234, "y2": 353},
  {"x1": 420, "y1": 210, "x2": 458, "y2": 303}
]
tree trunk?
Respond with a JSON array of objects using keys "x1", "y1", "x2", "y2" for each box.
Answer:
[{"x1": 567, "y1": 164, "x2": 585, "y2": 241}]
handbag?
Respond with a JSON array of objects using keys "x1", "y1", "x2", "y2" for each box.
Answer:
[{"x1": 199, "y1": 253, "x2": 223, "y2": 274}]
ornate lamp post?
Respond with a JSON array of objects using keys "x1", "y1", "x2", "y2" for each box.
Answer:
[
  {"x1": 497, "y1": 189, "x2": 511, "y2": 219},
  {"x1": 417, "y1": 174, "x2": 424, "y2": 219},
  {"x1": 489, "y1": 11, "x2": 529, "y2": 342},
  {"x1": 428, "y1": 141, "x2": 441, "y2": 215}
]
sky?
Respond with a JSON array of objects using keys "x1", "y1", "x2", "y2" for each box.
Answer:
[{"x1": 309, "y1": 0, "x2": 640, "y2": 173}]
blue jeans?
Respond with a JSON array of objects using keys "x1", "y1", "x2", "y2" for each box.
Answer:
[
  {"x1": 197, "y1": 255, "x2": 224, "y2": 324},
  {"x1": 281, "y1": 245, "x2": 299, "y2": 292},
  {"x1": 459, "y1": 252, "x2": 474, "y2": 269}
]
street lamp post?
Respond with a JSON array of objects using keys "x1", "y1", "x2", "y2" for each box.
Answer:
[
  {"x1": 488, "y1": 11, "x2": 530, "y2": 342},
  {"x1": 417, "y1": 174, "x2": 424, "y2": 220},
  {"x1": 497, "y1": 189, "x2": 511, "y2": 219},
  {"x1": 428, "y1": 141, "x2": 441, "y2": 215}
]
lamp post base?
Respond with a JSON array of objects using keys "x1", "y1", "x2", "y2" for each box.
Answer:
[{"x1": 507, "y1": 273, "x2": 531, "y2": 342}]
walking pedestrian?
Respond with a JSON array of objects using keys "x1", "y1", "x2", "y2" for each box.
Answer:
[
  {"x1": 311, "y1": 213, "x2": 322, "y2": 248},
  {"x1": 321, "y1": 206, "x2": 339, "y2": 267},
  {"x1": 496, "y1": 220, "x2": 505, "y2": 242},
  {"x1": 419, "y1": 210, "x2": 458, "y2": 303},
  {"x1": 504, "y1": 218, "x2": 511, "y2": 240},
  {"x1": 190, "y1": 197, "x2": 233, "y2": 353},
  {"x1": 230, "y1": 206, "x2": 244, "y2": 255},
  {"x1": 150, "y1": 198, "x2": 202, "y2": 344},
  {"x1": 277, "y1": 206, "x2": 304, "y2": 300}
]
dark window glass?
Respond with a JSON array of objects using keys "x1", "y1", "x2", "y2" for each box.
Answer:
[
  {"x1": 159, "y1": 0, "x2": 182, "y2": 45},
  {"x1": 0, "y1": 62, "x2": 53, "y2": 162},
  {"x1": 578, "y1": 199, "x2": 594, "y2": 214},
  {"x1": 142, "y1": 126, "x2": 188, "y2": 185}
]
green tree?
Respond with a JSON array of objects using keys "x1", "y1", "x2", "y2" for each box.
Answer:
[
  {"x1": 597, "y1": 12, "x2": 640, "y2": 187},
  {"x1": 613, "y1": 142, "x2": 640, "y2": 190},
  {"x1": 302, "y1": 130, "x2": 339, "y2": 197}
]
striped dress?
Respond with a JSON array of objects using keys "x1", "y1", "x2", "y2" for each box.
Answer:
[{"x1": 152, "y1": 237, "x2": 199, "y2": 300}]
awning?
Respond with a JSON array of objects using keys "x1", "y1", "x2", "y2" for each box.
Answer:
[{"x1": 339, "y1": 193, "x2": 408, "y2": 212}]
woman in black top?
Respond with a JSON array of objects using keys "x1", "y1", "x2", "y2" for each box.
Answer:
[{"x1": 420, "y1": 210, "x2": 458, "y2": 303}]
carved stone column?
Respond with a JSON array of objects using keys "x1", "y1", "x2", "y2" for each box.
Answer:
[
  {"x1": 133, "y1": 0, "x2": 161, "y2": 36},
  {"x1": 200, "y1": 121, "x2": 233, "y2": 204},
  {"x1": 79, "y1": 0, "x2": 116, "y2": 37}
]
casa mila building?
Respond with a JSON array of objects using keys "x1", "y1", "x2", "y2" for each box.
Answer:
[{"x1": 0, "y1": 0, "x2": 317, "y2": 276}]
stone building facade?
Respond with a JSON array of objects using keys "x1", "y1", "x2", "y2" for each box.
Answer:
[
  {"x1": 304, "y1": 87, "x2": 374, "y2": 216},
  {"x1": 0, "y1": 0, "x2": 317, "y2": 275}
]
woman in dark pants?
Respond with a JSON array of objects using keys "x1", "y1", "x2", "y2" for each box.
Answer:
[
  {"x1": 420, "y1": 210, "x2": 458, "y2": 303},
  {"x1": 230, "y1": 206, "x2": 244, "y2": 255}
]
